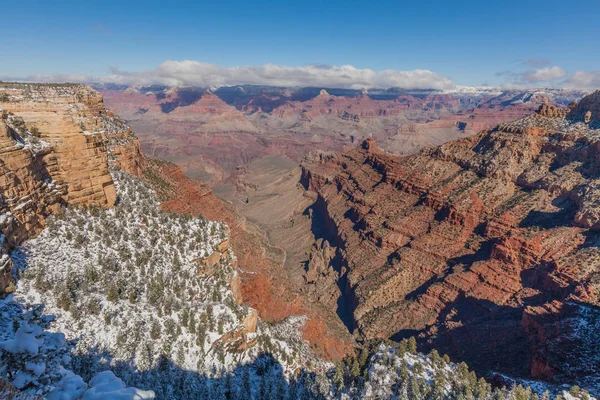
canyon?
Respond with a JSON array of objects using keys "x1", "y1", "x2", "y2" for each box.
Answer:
[
  {"x1": 0, "y1": 83, "x2": 354, "y2": 362},
  {"x1": 297, "y1": 94, "x2": 600, "y2": 388},
  {"x1": 2, "y1": 82, "x2": 599, "y2": 397},
  {"x1": 101, "y1": 85, "x2": 585, "y2": 183},
  {"x1": 102, "y1": 83, "x2": 600, "y2": 391}
]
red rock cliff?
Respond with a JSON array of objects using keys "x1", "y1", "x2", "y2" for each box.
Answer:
[{"x1": 301, "y1": 91, "x2": 600, "y2": 381}]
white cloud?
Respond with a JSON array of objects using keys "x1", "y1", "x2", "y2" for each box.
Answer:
[
  {"x1": 562, "y1": 70, "x2": 600, "y2": 91},
  {"x1": 3, "y1": 61, "x2": 454, "y2": 90},
  {"x1": 498, "y1": 65, "x2": 578, "y2": 89},
  {"x1": 374, "y1": 69, "x2": 453, "y2": 89},
  {"x1": 521, "y1": 66, "x2": 566, "y2": 82}
]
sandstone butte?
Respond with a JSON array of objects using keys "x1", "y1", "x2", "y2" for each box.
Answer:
[
  {"x1": 0, "y1": 83, "x2": 354, "y2": 361},
  {"x1": 300, "y1": 92, "x2": 600, "y2": 385}
]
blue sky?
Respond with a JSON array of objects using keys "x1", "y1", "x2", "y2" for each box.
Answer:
[{"x1": 2, "y1": 0, "x2": 599, "y2": 89}]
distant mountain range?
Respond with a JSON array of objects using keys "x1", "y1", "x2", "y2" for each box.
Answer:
[{"x1": 100, "y1": 84, "x2": 587, "y2": 183}]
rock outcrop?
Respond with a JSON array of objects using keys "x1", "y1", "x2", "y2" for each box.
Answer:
[
  {"x1": 0, "y1": 83, "x2": 145, "y2": 294},
  {"x1": 300, "y1": 91, "x2": 600, "y2": 384},
  {"x1": 568, "y1": 89, "x2": 600, "y2": 126}
]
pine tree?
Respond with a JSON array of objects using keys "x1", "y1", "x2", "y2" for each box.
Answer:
[
  {"x1": 350, "y1": 359, "x2": 360, "y2": 378},
  {"x1": 407, "y1": 336, "x2": 417, "y2": 353},
  {"x1": 570, "y1": 386, "x2": 581, "y2": 398},
  {"x1": 409, "y1": 375, "x2": 421, "y2": 400},
  {"x1": 541, "y1": 391, "x2": 551, "y2": 400},
  {"x1": 430, "y1": 369, "x2": 446, "y2": 400},
  {"x1": 287, "y1": 378, "x2": 299, "y2": 400},
  {"x1": 259, "y1": 372, "x2": 267, "y2": 400},
  {"x1": 107, "y1": 282, "x2": 119, "y2": 302},
  {"x1": 150, "y1": 320, "x2": 161, "y2": 340},
  {"x1": 176, "y1": 345, "x2": 185, "y2": 366},
  {"x1": 239, "y1": 368, "x2": 252, "y2": 400},
  {"x1": 189, "y1": 312, "x2": 196, "y2": 334},
  {"x1": 224, "y1": 373, "x2": 233, "y2": 400},
  {"x1": 398, "y1": 380, "x2": 409, "y2": 400},
  {"x1": 333, "y1": 362, "x2": 344, "y2": 388},
  {"x1": 400, "y1": 359, "x2": 409, "y2": 383},
  {"x1": 180, "y1": 308, "x2": 189, "y2": 327},
  {"x1": 429, "y1": 349, "x2": 441, "y2": 367},
  {"x1": 137, "y1": 343, "x2": 153, "y2": 371}
]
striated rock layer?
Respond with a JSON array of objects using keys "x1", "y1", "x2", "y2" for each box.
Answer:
[
  {"x1": 102, "y1": 86, "x2": 585, "y2": 182},
  {"x1": 0, "y1": 83, "x2": 145, "y2": 294},
  {"x1": 301, "y1": 90, "x2": 600, "y2": 384}
]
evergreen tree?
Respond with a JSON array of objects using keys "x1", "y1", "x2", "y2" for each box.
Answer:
[
  {"x1": 409, "y1": 375, "x2": 421, "y2": 399},
  {"x1": 407, "y1": 336, "x2": 417, "y2": 353},
  {"x1": 239, "y1": 368, "x2": 252, "y2": 400},
  {"x1": 150, "y1": 320, "x2": 161, "y2": 340},
  {"x1": 350, "y1": 359, "x2": 360, "y2": 378},
  {"x1": 333, "y1": 362, "x2": 344, "y2": 388},
  {"x1": 189, "y1": 312, "x2": 196, "y2": 334}
]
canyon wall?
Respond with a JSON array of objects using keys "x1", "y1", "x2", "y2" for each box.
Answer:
[
  {"x1": 300, "y1": 92, "x2": 600, "y2": 383},
  {"x1": 0, "y1": 83, "x2": 144, "y2": 294}
]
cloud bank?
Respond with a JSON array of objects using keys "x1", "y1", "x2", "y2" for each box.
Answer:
[
  {"x1": 497, "y1": 64, "x2": 600, "y2": 91},
  {"x1": 3, "y1": 61, "x2": 454, "y2": 90},
  {"x1": 4, "y1": 60, "x2": 599, "y2": 91},
  {"x1": 498, "y1": 65, "x2": 567, "y2": 87},
  {"x1": 100, "y1": 61, "x2": 455, "y2": 90},
  {"x1": 562, "y1": 70, "x2": 600, "y2": 90}
]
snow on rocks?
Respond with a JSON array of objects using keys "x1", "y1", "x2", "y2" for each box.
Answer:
[
  {"x1": 3, "y1": 168, "x2": 322, "y2": 398},
  {"x1": 81, "y1": 371, "x2": 154, "y2": 400}
]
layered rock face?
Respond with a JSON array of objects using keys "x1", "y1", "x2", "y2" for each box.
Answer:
[
  {"x1": 301, "y1": 90, "x2": 600, "y2": 383},
  {"x1": 102, "y1": 86, "x2": 585, "y2": 182},
  {"x1": 0, "y1": 83, "x2": 145, "y2": 293}
]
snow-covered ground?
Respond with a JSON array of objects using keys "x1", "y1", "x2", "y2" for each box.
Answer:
[{"x1": 1, "y1": 168, "x2": 325, "y2": 398}]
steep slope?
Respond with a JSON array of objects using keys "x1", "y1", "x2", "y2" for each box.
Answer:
[
  {"x1": 0, "y1": 83, "x2": 144, "y2": 295},
  {"x1": 6, "y1": 168, "x2": 330, "y2": 398},
  {"x1": 301, "y1": 90, "x2": 600, "y2": 390}
]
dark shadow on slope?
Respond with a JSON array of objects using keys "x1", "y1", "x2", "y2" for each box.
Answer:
[
  {"x1": 518, "y1": 196, "x2": 577, "y2": 230},
  {"x1": 304, "y1": 197, "x2": 356, "y2": 334},
  {"x1": 401, "y1": 239, "x2": 494, "y2": 301},
  {"x1": 416, "y1": 295, "x2": 533, "y2": 379},
  {"x1": 69, "y1": 347, "x2": 319, "y2": 400},
  {"x1": 160, "y1": 89, "x2": 206, "y2": 113}
]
